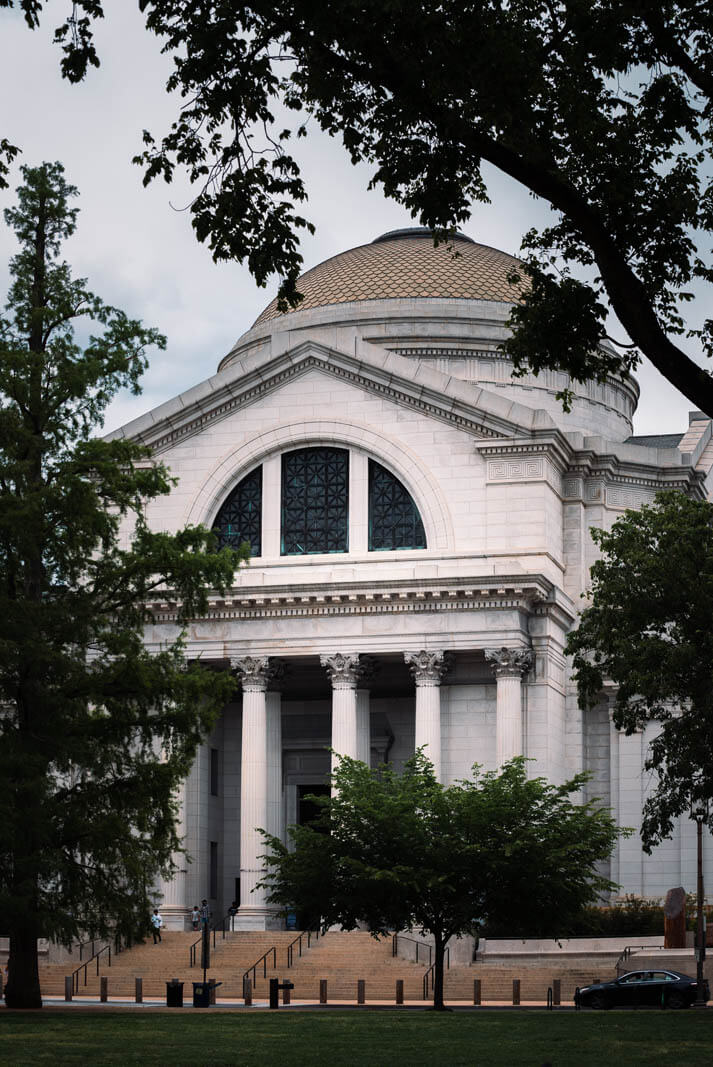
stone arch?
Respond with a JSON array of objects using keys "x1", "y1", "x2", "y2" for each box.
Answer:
[{"x1": 185, "y1": 417, "x2": 454, "y2": 552}]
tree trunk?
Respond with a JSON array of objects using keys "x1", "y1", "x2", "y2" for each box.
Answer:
[
  {"x1": 5, "y1": 922, "x2": 42, "y2": 1009},
  {"x1": 432, "y1": 930, "x2": 446, "y2": 1011}
]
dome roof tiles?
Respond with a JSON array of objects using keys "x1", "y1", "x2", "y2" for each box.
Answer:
[{"x1": 253, "y1": 232, "x2": 523, "y2": 326}]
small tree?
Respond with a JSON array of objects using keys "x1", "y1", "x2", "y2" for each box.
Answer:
[
  {"x1": 567, "y1": 490, "x2": 713, "y2": 849},
  {"x1": 0, "y1": 162, "x2": 246, "y2": 1009},
  {"x1": 261, "y1": 753, "x2": 621, "y2": 1010}
]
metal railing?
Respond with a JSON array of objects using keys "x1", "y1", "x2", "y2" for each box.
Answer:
[
  {"x1": 615, "y1": 944, "x2": 670, "y2": 976},
  {"x1": 189, "y1": 912, "x2": 231, "y2": 967},
  {"x1": 71, "y1": 943, "x2": 111, "y2": 994},
  {"x1": 243, "y1": 946, "x2": 277, "y2": 997},
  {"x1": 287, "y1": 926, "x2": 322, "y2": 967},
  {"x1": 422, "y1": 947, "x2": 450, "y2": 1000},
  {"x1": 392, "y1": 933, "x2": 432, "y2": 967}
]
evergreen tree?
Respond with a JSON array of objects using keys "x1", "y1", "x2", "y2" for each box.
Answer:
[
  {"x1": 262, "y1": 754, "x2": 621, "y2": 1011},
  {"x1": 0, "y1": 162, "x2": 245, "y2": 1009}
]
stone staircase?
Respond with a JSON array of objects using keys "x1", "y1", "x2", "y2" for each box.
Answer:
[
  {"x1": 265, "y1": 931, "x2": 427, "y2": 1000},
  {"x1": 39, "y1": 931, "x2": 292, "y2": 999},
  {"x1": 39, "y1": 930, "x2": 650, "y2": 1003}
]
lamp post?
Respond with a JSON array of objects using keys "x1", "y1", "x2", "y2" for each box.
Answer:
[{"x1": 692, "y1": 800, "x2": 709, "y2": 1009}]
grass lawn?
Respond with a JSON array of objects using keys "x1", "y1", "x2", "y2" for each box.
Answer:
[{"x1": 1, "y1": 1009, "x2": 712, "y2": 1066}]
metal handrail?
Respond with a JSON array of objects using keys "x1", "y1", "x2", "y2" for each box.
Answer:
[
  {"x1": 242, "y1": 946, "x2": 276, "y2": 996},
  {"x1": 422, "y1": 947, "x2": 450, "y2": 1000},
  {"x1": 615, "y1": 944, "x2": 670, "y2": 976},
  {"x1": 71, "y1": 943, "x2": 111, "y2": 994},
  {"x1": 189, "y1": 912, "x2": 231, "y2": 967},
  {"x1": 287, "y1": 926, "x2": 322, "y2": 967},
  {"x1": 392, "y1": 933, "x2": 432, "y2": 966}
]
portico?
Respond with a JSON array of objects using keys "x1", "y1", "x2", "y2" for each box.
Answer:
[{"x1": 157, "y1": 612, "x2": 551, "y2": 929}]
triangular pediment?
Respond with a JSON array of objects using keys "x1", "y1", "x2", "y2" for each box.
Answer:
[{"x1": 106, "y1": 338, "x2": 556, "y2": 454}]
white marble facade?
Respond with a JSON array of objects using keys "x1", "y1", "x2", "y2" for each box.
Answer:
[{"x1": 109, "y1": 229, "x2": 713, "y2": 929}]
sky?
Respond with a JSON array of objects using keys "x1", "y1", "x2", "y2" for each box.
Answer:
[{"x1": 0, "y1": 1, "x2": 704, "y2": 437}]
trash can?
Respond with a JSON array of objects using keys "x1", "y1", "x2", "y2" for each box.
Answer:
[
  {"x1": 166, "y1": 979, "x2": 184, "y2": 1007},
  {"x1": 193, "y1": 980, "x2": 222, "y2": 1007},
  {"x1": 193, "y1": 982, "x2": 210, "y2": 1008}
]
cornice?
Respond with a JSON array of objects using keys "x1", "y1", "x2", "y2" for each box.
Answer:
[
  {"x1": 477, "y1": 434, "x2": 707, "y2": 503},
  {"x1": 147, "y1": 573, "x2": 565, "y2": 624}
]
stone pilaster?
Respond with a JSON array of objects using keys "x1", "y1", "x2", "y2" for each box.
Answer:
[
  {"x1": 404, "y1": 650, "x2": 452, "y2": 782},
  {"x1": 158, "y1": 777, "x2": 189, "y2": 930},
  {"x1": 484, "y1": 647, "x2": 534, "y2": 766},
  {"x1": 266, "y1": 688, "x2": 283, "y2": 846}
]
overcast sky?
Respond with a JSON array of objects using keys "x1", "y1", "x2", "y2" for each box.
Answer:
[{"x1": 0, "y1": 1, "x2": 704, "y2": 437}]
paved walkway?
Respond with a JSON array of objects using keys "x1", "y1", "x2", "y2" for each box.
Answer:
[{"x1": 4, "y1": 995, "x2": 577, "y2": 1012}]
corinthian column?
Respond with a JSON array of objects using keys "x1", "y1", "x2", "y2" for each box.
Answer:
[
  {"x1": 321, "y1": 653, "x2": 362, "y2": 781},
  {"x1": 404, "y1": 650, "x2": 451, "y2": 782},
  {"x1": 484, "y1": 647, "x2": 534, "y2": 766},
  {"x1": 232, "y1": 655, "x2": 272, "y2": 929}
]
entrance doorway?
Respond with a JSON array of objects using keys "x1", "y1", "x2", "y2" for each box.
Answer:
[{"x1": 297, "y1": 784, "x2": 330, "y2": 828}]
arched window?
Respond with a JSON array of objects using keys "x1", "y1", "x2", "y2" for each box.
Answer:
[
  {"x1": 368, "y1": 460, "x2": 426, "y2": 550},
  {"x1": 212, "y1": 465, "x2": 262, "y2": 555},
  {"x1": 281, "y1": 447, "x2": 349, "y2": 555}
]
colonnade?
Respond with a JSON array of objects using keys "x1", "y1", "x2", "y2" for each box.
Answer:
[{"x1": 230, "y1": 645, "x2": 533, "y2": 929}]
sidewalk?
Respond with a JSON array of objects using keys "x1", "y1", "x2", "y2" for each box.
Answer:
[{"x1": 5, "y1": 995, "x2": 577, "y2": 1012}]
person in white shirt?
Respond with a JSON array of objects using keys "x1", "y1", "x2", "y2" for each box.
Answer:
[{"x1": 151, "y1": 908, "x2": 163, "y2": 944}]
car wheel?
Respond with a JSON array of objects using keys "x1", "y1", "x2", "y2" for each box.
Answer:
[
  {"x1": 666, "y1": 992, "x2": 687, "y2": 1010},
  {"x1": 589, "y1": 993, "x2": 609, "y2": 1010}
]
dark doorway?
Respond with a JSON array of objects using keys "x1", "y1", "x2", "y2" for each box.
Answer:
[
  {"x1": 298, "y1": 784, "x2": 330, "y2": 828},
  {"x1": 296, "y1": 784, "x2": 330, "y2": 929}
]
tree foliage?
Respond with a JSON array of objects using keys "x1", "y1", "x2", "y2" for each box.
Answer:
[
  {"x1": 0, "y1": 162, "x2": 246, "y2": 1009},
  {"x1": 261, "y1": 753, "x2": 621, "y2": 1010},
  {"x1": 3, "y1": 1, "x2": 713, "y2": 410},
  {"x1": 567, "y1": 491, "x2": 713, "y2": 851}
]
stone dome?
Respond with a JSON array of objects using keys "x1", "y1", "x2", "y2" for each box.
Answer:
[{"x1": 253, "y1": 228, "x2": 523, "y2": 326}]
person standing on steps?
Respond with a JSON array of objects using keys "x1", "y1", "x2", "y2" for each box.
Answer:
[
  {"x1": 191, "y1": 905, "x2": 200, "y2": 931},
  {"x1": 200, "y1": 899, "x2": 210, "y2": 927},
  {"x1": 151, "y1": 908, "x2": 163, "y2": 944}
]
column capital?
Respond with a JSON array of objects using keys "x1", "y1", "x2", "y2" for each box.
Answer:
[
  {"x1": 404, "y1": 650, "x2": 452, "y2": 687},
  {"x1": 320, "y1": 652, "x2": 363, "y2": 690},
  {"x1": 485, "y1": 647, "x2": 534, "y2": 678},
  {"x1": 231, "y1": 655, "x2": 272, "y2": 692}
]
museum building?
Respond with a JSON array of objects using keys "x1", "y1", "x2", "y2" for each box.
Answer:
[{"x1": 109, "y1": 228, "x2": 713, "y2": 929}]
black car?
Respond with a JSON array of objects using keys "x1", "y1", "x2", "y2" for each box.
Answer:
[{"x1": 576, "y1": 969, "x2": 709, "y2": 1009}]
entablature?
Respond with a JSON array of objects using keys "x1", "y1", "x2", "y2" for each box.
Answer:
[{"x1": 147, "y1": 573, "x2": 574, "y2": 625}]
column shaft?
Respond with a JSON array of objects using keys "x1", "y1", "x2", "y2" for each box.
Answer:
[
  {"x1": 495, "y1": 673, "x2": 524, "y2": 765},
  {"x1": 415, "y1": 682, "x2": 442, "y2": 780},
  {"x1": 331, "y1": 685, "x2": 359, "y2": 773},
  {"x1": 239, "y1": 685, "x2": 268, "y2": 918}
]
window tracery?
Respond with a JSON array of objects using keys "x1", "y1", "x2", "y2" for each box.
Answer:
[
  {"x1": 368, "y1": 460, "x2": 426, "y2": 550},
  {"x1": 281, "y1": 447, "x2": 349, "y2": 555},
  {"x1": 212, "y1": 465, "x2": 262, "y2": 555}
]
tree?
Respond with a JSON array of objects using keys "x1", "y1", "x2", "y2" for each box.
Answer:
[
  {"x1": 261, "y1": 753, "x2": 621, "y2": 1010},
  {"x1": 3, "y1": 2, "x2": 713, "y2": 411},
  {"x1": 0, "y1": 162, "x2": 246, "y2": 1010},
  {"x1": 567, "y1": 490, "x2": 713, "y2": 851}
]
